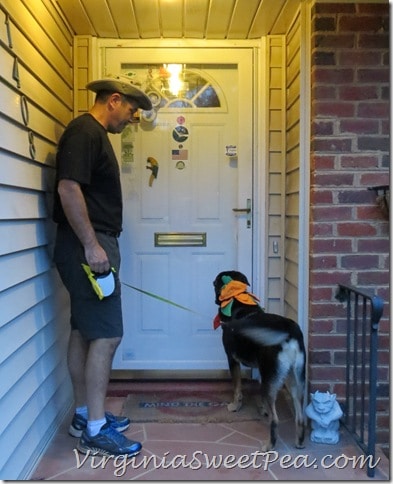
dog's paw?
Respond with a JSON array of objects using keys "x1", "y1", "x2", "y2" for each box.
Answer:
[
  {"x1": 258, "y1": 405, "x2": 269, "y2": 418},
  {"x1": 295, "y1": 442, "x2": 306, "y2": 449},
  {"x1": 227, "y1": 401, "x2": 242, "y2": 412}
]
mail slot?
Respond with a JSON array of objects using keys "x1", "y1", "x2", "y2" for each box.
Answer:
[{"x1": 154, "y1": 232, "x2": 207, "y2": 247}]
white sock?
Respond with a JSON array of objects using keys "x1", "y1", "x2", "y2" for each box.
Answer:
[
  {"x1": 75, "y1": 405, "x2": 88, "y2": 419},
  {"x1": 87, "y1": 418, "x2": 107, "y2": 437}
]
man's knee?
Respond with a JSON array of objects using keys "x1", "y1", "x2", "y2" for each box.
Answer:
[
  {"x1": 91, "y1": 336, "x2": 121, "y2": 355},
  {"x1": 108, "y1": 336, "x2": 121, "y2": 352}
]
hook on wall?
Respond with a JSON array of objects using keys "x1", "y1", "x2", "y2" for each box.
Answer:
[{"x1": 368, "y1": 185, "x2": 389, "y2": 219}]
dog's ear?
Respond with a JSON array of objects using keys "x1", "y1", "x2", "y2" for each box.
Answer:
[
  {"x1": 239, "y1": 273, "x2": 250, "y2": 286},
  {"x1": 243, "y1": 275, "x2": 251, "y2": 286},
  {"x1": 228, "y1": 271, "x2": 250, "y2": 286}
]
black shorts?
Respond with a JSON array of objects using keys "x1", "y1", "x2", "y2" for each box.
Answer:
[{"x1": 54, "y1": 225, "x2": 123, "y2": 340}]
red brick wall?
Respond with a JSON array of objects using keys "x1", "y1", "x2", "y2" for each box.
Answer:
[{"x1": 309, "y1": 2, "x2": 389, "y2": 445}]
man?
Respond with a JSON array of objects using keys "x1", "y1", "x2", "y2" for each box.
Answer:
[{"x1": 53, "y1": 77, "x2": 152, "y2": 457}]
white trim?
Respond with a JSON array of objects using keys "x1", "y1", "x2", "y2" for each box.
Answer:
[
  {"x1": 298, "y1": 1, "x2": 312, "y2": 340},
  {"x1": 280, "y1": 35, "x2": 288, "y2": 315},
  {"x1": 253, "y1": 40, "x2": 266, "y2": 300},
  {"x1": 97, "y1": 38, "x2": 263, "y2": 49}
]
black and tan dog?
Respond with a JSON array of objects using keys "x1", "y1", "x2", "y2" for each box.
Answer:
[{"x1": 213, "y1": 270, "x2": 306, "y2": 451}]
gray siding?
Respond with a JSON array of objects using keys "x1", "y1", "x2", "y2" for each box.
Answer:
[{"x1": 0, "y1": 0, "x2": 73, "y2": 478}]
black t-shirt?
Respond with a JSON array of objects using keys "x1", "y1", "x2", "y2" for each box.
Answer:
[{"x1": 53, "y1": 113, "x2": 123, "y2": 233}]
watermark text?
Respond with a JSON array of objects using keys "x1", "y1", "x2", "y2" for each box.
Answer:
[{"x1": 73, "y1": 449, "x2": 381, "y2": 477}]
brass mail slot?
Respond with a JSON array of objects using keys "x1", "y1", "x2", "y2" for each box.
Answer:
[{"x1": 154, "y1": 232, "x2": 207, "y2": 247}]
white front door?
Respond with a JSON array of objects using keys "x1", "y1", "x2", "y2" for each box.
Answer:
[{"x1": 104, "y1": 48, "x2": 254, "y2": 370}]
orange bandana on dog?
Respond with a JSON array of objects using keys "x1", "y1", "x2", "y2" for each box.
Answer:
[{"x1": 219, "y1": 280, "x2": 259, "y2": 317}]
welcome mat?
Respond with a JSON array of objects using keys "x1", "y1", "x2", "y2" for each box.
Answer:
[{"x1": 122, "y1": 389, "x2": 265, "y2": 423}]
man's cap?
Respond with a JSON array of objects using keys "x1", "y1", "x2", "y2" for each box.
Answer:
[{"x1": 86, "y1": 76, "x2": 152, "y2": 111}]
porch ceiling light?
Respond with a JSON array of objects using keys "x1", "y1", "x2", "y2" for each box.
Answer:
[{"x1": 165, "y1": 63, "x2": 184, "y2": 96}]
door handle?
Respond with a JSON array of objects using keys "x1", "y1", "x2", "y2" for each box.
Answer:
[
  {"x1": 232, "y1": 208, "x2": 251, "y2": 213},
  {"x1": 232, "y1": 198, "x2": 252, "y2": 228}
]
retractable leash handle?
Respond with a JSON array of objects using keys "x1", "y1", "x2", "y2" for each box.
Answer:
[{"x1": 81, "y1": 264, "x2": 116, "y2": 300}]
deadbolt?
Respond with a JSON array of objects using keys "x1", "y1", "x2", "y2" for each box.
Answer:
[{"x1": 232, "y1": 198, "x2": 252, "y2": 228}]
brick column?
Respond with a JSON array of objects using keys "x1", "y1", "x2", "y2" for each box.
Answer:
[{"x1": 309, "y1": 2, "x2": 389, "y2": 445}]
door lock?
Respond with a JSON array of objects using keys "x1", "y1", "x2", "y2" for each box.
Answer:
[{"x1": 232, "y1": 198, "x2": 252, "y2": 228}]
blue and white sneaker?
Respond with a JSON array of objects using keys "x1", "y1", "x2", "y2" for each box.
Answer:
[
  {"x1": 69, "y1": 411, "x2": 130, "y2": 438},
  {"x1": 77, "y1": 423, "x2": 142, "y2": 457}
]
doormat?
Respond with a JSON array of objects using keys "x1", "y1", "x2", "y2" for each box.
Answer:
[{"x1": 122, "y1": 389, "x2": 265, "y2": 423}]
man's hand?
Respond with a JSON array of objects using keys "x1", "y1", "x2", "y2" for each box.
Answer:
[{"x1": 84, "y1": 242, "x2": 110, "y2": 273}]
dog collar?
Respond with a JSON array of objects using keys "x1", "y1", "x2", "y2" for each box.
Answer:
[{"x1": 213, "y1": 313, "x2": 222, "y2": 330}]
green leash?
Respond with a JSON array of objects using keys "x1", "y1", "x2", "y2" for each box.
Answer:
[{"x1": 121, "y1": 281, "x2": 202, "y2": 316}]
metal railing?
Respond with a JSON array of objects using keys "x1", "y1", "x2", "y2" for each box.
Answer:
[{"x1": 335, "y1": 284, "x2": 384, "y2": 478}]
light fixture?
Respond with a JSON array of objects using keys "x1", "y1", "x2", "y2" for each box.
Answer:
[{"x1": 164, "y1": 63, "x2": 184, "y2": 96}]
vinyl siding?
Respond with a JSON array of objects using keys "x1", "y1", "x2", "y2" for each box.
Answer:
[
  {"x1": 0, "y1": 0, "x2": 73, "y2": 479},
  {"x1": 284, "y1": 10, "x2": 301, "y2": 321},
  {"x1": 265, "y1": 11, "x2": 302, "y2": 322},
  {"x1": 265, "y1": 35, "x2": 285, "y2": 314}
]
